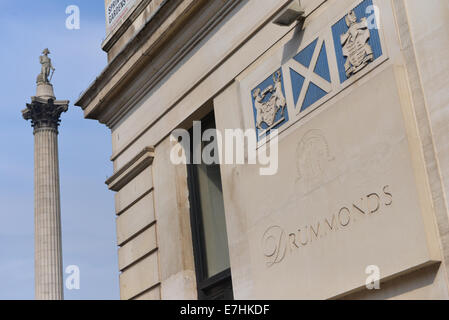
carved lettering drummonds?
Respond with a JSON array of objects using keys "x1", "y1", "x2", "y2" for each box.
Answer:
[
  {"x1": 262, "y1": 226, "x2": 287, "y2": 267},
  {"x1": 261, "y1": 185, "x2": 393, "y2": 267}
]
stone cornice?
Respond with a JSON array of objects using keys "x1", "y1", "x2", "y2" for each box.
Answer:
[
  {"x1": 75, "y1": 0, "x2": 241, "y2": 127},
  {"x1": 106, "y1": 146, "x2": 155, "y2": 192},
  {"x1": 22, "y1": 97, "x2": 69, "y2": 132},
  {"x1": 75, "y1": 0, "x2": 194, "y2": 118}
]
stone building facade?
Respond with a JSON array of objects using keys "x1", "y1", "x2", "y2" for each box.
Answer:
[{"x1": 76, "y1": 0, "x2": 449, "y2": 300}]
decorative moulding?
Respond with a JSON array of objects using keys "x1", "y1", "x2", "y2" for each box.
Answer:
[{"x1": 106, "y1": 146, "x2": 155, "y2": 192}]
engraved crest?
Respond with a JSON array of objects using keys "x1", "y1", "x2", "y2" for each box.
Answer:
[
  {"x1": 296, "y1": 130, "x2": 334, "y2": 193},
  {"x1": 340, "y1": 10, "x2": 374, "y2": 78},
  {"x1": 252, "y1": 70, "x2": 287, "y2": 136}
]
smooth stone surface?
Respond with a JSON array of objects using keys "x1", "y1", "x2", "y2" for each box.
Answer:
[{"x1": 36, "y1": 83, "x2": 55, "y2": 100}]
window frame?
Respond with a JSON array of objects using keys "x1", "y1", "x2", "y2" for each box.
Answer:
[{"x1": 186, "y1": 112, "x2": 234, "y2": 300}]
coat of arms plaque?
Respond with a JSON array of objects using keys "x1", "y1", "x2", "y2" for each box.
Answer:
[{"x1": 340, "y1": 10, "x2": 374, "y2": 78}]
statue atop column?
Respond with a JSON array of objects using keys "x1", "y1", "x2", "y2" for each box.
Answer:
[
  {"x1": 23, "y1": 49, "x2": 68, "y2": 131},
  {"x1": 22, "y1": 48, "x2": 68, "y2": 300},
  {"x1": 37, "y1": 48, "x2": 56, "y2": 84}
]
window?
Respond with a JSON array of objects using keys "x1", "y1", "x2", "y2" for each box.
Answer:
[{"x1": 187, "y1": 112, "x2": 234, "y2": 300}]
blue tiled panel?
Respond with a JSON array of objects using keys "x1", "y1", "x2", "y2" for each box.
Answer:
[
  {"x1": 301, "y1": 82, "x2": 328, "y2": 112},
  {"x1": 290, "y1": 68, "x2": 305, "y2": 106},
  {"x1": 314, "y1": 43, "x2": 331, "y2": 82},
  {"x1": 332, "y1": 0, "x2": 383, "y2": 83},
  {"x1": 251, "y1": 69, "x2": 289, "y2": 140},
  {"x1": 293, "y1": 38, "x2": 318, "y2": 68},
  {"x1": 290, "y1": 38, "x2": 331, "y2": 112}
]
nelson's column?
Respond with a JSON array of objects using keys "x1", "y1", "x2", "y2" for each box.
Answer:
[{"x1": 22, "y1": 49, "x2": 68, "y2": 300}]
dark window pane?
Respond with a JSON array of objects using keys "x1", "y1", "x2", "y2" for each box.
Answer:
[
  {"x1": 187, "y1": 111, "x2": 233, "y2": 300},
  {"x1": 196, "y1": 162, "x2": 230, "y2": 278}
]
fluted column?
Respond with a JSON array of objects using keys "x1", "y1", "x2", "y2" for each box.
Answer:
[
  {"x1": 34, "y1": 126, "x2": 63, "y2": 300},
  {"x1": 23, "y1": 86, "x2": 68, "y2": 300}
]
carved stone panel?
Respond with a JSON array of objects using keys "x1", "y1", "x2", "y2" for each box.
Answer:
[
  {"x1": 230, "y1": 66, "x2": 441, "y2": 299},
  {"x1": 242, "y1": 0, "x2": 386, "y2": 145},
  {"x1": 332, "y1": 0, "x2": 383, "y2": 83}
]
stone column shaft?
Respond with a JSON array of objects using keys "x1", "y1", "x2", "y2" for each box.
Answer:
[
  {"x1": 34, "y1": 126, "x2": 64, "y2": 300},
  {"x1": 23, "y1": 85, "x2": 69, "y2": 300}
]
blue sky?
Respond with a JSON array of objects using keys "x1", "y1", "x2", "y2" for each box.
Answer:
[{"x1": 0, "y1": 1, "x2": 119, "y2": 299}]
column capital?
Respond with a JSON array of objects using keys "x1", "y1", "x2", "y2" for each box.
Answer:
[{"x1": 22, "y1": 96, "x2": 69, "y2": 132}]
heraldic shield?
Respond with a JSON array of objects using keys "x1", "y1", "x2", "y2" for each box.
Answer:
[
  {"x1": 332, "y1": 0, "x2": 383, "y2": 83},
  {"x1": 340, "y1": 10, "x2": 374, "y2": 77},
  {"x1": 251, "y1": 69, "x2": 289, "y2": 139}
]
